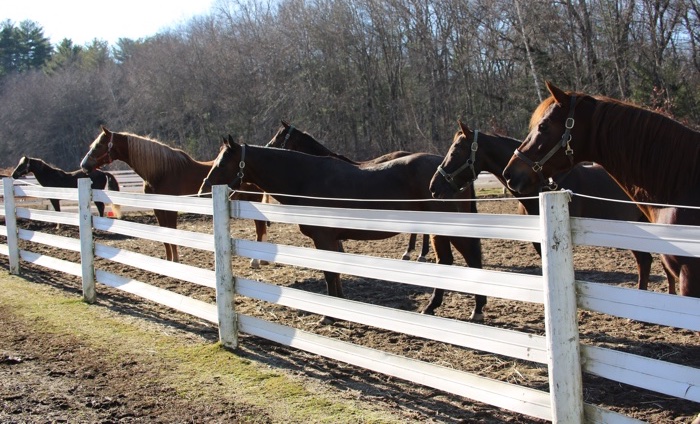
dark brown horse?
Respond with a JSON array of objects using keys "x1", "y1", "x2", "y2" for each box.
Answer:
[
  {"x1": 200, "y1": 137, "x2": 484, "y2": 323},
  {"x1": 430, "y1": 121, "x2": 674, "y2": 293},
  {"x1": 12, "y1": 156, "x2": 121, "y2": 218},
  {"x1": 266, "y1": 121, "x2": 430, "y2": 262},
  {"x1": 503, "y1": 81, "x2": 700, "y2": 298},
  {"x1": 79, "y1": 126, "x2": 268, "y2": 263}
]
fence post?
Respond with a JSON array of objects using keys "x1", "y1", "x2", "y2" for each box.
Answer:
[
  {"x1": 539, "y1": 190, "x2": 583, "y2": 423},
  {"x1": 213, "y1": 184, "x2": 237, "y2": 349},
  {"x1": 3, "y1": 177, "x2": 20, "y2": 274},
  {"x1": 78, "y1": 178, "x2": 96, "y2": 303}
]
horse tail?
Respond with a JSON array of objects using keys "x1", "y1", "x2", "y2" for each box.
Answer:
[{"x1": 104, "y1": 172, "x2": 122, "y2": 219}]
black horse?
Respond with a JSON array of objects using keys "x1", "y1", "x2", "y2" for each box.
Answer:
[{"x1": 11, "y1": 156, "x2": 121, "y2": 218}]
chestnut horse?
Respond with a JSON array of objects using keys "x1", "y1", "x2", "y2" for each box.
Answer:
[
  {"x1": 503, "y1": 81, "x2": 700, "y2": 298},
  {"x1": 430, "y1": 121, "x2": 673, "y2": 293},
  {"x1": 200, "y1": 137, "x2": 484, "y2": 323},
  {"x1": 80, "y1": 126, "x2": 268, "y2": 263},
  {"x1": 12, "y1": 156, "x2": 121, "y2": 219},
  {"x1": 266, "y1": 121, "x2": 430, "y2": 262}
]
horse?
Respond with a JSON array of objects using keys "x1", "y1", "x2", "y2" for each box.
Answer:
[
  {"x1": 266, "y1": 121, "x2": 430, "y2": 262},
  {"x1": 502, "y1": 81, "x2": 700, "y2": 298},
  {"x1": 200, "y1": 136, "x2": 484, "y2": 323},
  {"x1": 79, "y1": 126, "x2": 269, "y2": 264},
  {"x1": 11, "y1": 156, "x2": 122, "y2": 219},
  {"x1": 430, "y1": 121, "x2": 674, "y2": 293}
]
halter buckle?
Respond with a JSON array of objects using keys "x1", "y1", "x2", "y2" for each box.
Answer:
[
  {"x1": 532, "y1": 163, "x2": 543, "y2": 173},
  {"x1": 565, "y1": 117, "x2": 575, "y2": 129}
]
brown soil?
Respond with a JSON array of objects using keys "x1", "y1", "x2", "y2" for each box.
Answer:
[{"x1": 1, "y1": 197, "x2": 699, "y2": 423}]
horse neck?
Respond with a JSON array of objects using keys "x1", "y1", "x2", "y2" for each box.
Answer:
[
  {"x1": 298, "y1": 135, "x2": 335, "y2": 156},
  {"x1": 29, "y1": 159, "x2": 67, "y2": 183},
  {"x1": 476, "y1": 133, "x2": 541, "y2": 212},
  {"x1": 591, "y1": 102, "x2": 700, "y2": 206},
  {"x1": 243, "y1": 145, "x2": 329, "y2": 201},
  {"x1": 124, "y1": 135, "x2": 209, "y2": 183}
]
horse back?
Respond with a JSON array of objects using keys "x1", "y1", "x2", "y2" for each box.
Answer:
[{"x1": 558, "y1": 164, "x2": 645, "y2": 222}]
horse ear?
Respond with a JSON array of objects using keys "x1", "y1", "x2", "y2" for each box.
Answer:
[
  {"x1": 227, "y1": 134, "x2": 235, "y2": 146},
  {"x1": 281, "y1": 120, "x2": 290, "y2": 128},
  {"x1": 100, "y1": 125, "x2": 111, "y2": 135},
  {"x1": 457, "y1": 120, "x2": 471, "y2": 135},
  {"x1": 545, "y1": 81, "x2": 569, "y2": 104}
]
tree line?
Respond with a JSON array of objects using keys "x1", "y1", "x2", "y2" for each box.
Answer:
[{"x1": 0, "y1": 0, "x2": 698, "y2": 171}]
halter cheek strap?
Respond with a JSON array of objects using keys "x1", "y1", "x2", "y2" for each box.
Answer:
[
  {"x1": 436, "y1": 130, "x2": 479, "y2": 193},
  {"x1": 229, "y1": 144, "x2": 247, "y2": 189},
  {"x1": 266, "y1": 126, "x2": 296, "y2": 148},
  {"x1": 513, "y1": 95, "x2": 576, "y2": 186},
  {"x1": 281, "y1": 125, "x2": 295, "y2": 149},
  {"x1": 92, "y1": 132, "x2": 115, "y2": 165}
]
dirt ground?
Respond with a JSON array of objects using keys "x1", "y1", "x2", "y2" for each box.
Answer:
[{"x1": 1, "y1": 195, "x2": 699, "y2": 423}]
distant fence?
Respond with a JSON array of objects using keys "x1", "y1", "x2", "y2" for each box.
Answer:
[{"x1": 0, "y1": 177, "x2": 698, "y2": 423}]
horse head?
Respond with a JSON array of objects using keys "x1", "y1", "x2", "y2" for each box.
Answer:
[
  {"x1": 81, "y1": 126, "x2": 122, "y2": 172},
  {"x1": 199, "y1": 135, "x2": 242, "y2": 196},
  {"x1": 266, "y1": 120, "x2": 299, "y2": 150},
  {"x1": 503, "y1": 81, "x2": 591, "y2": 194},
  {"x1": 430, "y1": 121, "x2": 481, "y2": 199},
  {"x1": 11, "y1": 156, "x2": 32, "y2": 179}
]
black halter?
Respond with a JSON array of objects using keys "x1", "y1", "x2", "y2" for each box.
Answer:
[
  {"x1": 513, "y1": 95, "x2": 577, "y2": 186},
  {"x1": 267, "y1": 125, "x2": 296, "y2": 149},
  {"x1": 436, "y1": 130, "x2": 479, "y2": 193},
  {"x1": 201, "y1": 144, "x2": 247, "y2": 190}
]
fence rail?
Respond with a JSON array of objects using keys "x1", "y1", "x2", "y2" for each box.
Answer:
[{"x1": 0, "y1": 177, "x2": 698, "y2": 423}]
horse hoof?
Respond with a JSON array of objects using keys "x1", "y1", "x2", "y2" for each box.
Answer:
[
  {"x1": 249, "y1": 259, "x2": 260, "y2": 269},
  {"x1": 417, "y1": 256, "x2": 427, "y2": 262},
  {"x1": 260, "y1": 260, "x2": 270, "y2": 266},
  {"x1": 401, "y1": 254, "x2": 411, "y2": 261},
  {"x1": 420, "y1": 308, "x2": 435, "y2": 316},
  {"x1": 469, "y1": 312, "x2": 485, "y2": 322},
  {"x1": 319, "y1": 316, "x2": 337, "y2": 325}
]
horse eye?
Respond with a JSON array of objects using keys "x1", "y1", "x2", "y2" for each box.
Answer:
[{"x1": 538, "y1": 122, "x2": 547, "y2": 132}]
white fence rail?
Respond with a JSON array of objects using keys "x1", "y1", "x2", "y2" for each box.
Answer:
[{"x1": 0, "y1": 177, "x2": 698, "y2": 423}]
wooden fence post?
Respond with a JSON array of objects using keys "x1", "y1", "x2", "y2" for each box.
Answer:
[
  {"x1": 3, "y1": 177, "x2": 20, "y2": 274},
  {"x1": 539, "y1": 190, "x2": 583, "y2": 423},
  {"x1": 78, "y1": 178, "x2": 96, "y2": 303},
  {"x1": 213, "y1": 184, "x2": 237, "y2": 349}
]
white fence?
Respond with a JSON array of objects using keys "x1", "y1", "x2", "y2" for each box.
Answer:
[{"x1": 0, "y1": 177, "x2": 698, "y2": 423}]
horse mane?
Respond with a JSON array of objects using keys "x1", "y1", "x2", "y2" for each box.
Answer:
[
  {"x1": 531, "y1": 92, "x2": 700, "y2": 203},
  {"x1": 590, "y1": 94, "x2": 700, "y2": 202},
  {"x1": 124, "y1": 133, "x2": 200, "y2": 182}
]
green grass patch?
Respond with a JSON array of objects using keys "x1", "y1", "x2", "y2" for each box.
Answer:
[{"x1": 0, "y1": 270, "x2": 402, "y2": 423}]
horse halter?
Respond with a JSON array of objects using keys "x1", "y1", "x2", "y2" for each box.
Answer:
[
  {"x1": 201, "y1": 144, "x2": 247, "y2": 191},
  {"x1": 89, "y1": 132, "x2": 115, "y2": 166},
  {"x1": 513, "y1": 95, "x2": 577, "y2": 186},
  {"x1": 436, "y1": 130, "x2": 480, "y2": 193},
  {"x1": 267, "y1": 125, "x2": 295, "y2": 149}
]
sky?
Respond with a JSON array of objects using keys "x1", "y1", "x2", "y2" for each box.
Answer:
[{"x1": 2, "y1": 0, "x2": 215, "y2": 46}]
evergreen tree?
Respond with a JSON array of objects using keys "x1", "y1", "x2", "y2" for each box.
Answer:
[{"x1": 0, "y1": 20, "x2": 52, "y2": 76}]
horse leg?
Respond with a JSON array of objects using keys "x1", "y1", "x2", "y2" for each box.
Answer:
[
  {"x1": 311, "y1": 235, "x2": 344, "y2": 325},
  {"x1": 420, "y1": 235, "x2": 453, "y2": 316},
  {"x1": 402, "y1": 233, "x2": 417, "y2": 260},
  {"x1": 664, "y1": 266, "x2": 677, "y2": 295},
  {"x1": 95, "y1": 201, "x2": 105, "y2": 217},
  {"x1": 417, "y1": 234, "x2": 430, "y2": 262},
  {"x1": 677, "y1": 258, "x2": 700, "y2": 298},
  {"x1": 153, "y1": 209, "x2": 178, "y2": 262},
  {"x1": 249, "y1": 219, "x2": 269, "y2": 269},
  {"x1": 50, "y1": 199, "x2": 61, "y2": 230},
  {"x1": 631, "y1": 250, "x2": 652, "y2": 290},
  {"x1": 450, "y1": 235, "x2": 486, "y2": 322}
]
